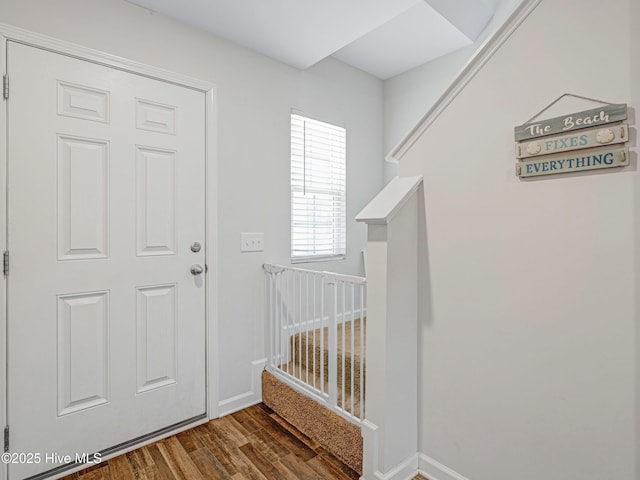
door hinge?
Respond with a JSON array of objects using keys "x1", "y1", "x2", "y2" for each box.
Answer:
[
  {"x1": 3, "y1": 251, "x2": 8, "y2": 276},
  {"x1": 2, "y1": 75, "x2": 7, "y2": 100},
  {"x1": 3, "y1": 426, "x2": 8, "y2": 452}
]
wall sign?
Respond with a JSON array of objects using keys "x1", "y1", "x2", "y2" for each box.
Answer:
[
  {"x1": 516, "y1": 147, "x2": 628, "y2": 178},
  {"x1": 515, "y1": 97, "x2": 629, "y2": 178},
  {"x1": 517, "y1": 124, "x2": 628, "y2": 159},
  {"x1": 514, "y1": 104, "x2": 627, "y2": 141}
]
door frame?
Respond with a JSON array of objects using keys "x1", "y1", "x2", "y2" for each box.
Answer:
[{"x1": 0, "y1": 23, "x2": 219, "y2": 479}]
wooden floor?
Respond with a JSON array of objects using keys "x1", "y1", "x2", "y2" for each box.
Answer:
[{"x1": 64, "y1": 403, "x2": 360, "y2": 480}]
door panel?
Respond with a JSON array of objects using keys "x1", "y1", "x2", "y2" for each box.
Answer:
[
  {"x1": 57, "y1": 135, "x2": 110, "y2": 260},
  {"x1": 136, "y1": 284, "x2": 178, "y2": 393},
  {"x1": 136, "y1": 146, "x2": 177, "y2": 256},
  {"x1": 6, "y1": 42, "x2": 206, "y2": 479},
  {"x1": 57, "y1": 291, "x2": 110, "y2": 417}
]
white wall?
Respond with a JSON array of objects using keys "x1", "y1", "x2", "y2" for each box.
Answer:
[
  {"x1": 383, "y1": 0, "x2": 520, "y2": 183},
  {"x1": 0, "y1": 0, "x2": 383, "y2": 413},
  {"x1": 383, "y1": 47, "x2": 469, "y2": 157},
  {"x1": 397, "y1": 0, "x2": 638, "y2": 479}
]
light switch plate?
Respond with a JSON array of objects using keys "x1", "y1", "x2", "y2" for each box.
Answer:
[{"x1": 241, "y1": 232, "x2": 264, "y2": 252}]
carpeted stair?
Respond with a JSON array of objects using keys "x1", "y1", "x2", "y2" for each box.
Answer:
[
  {"x1": 262, "y1": 319, "x2": 366, "y2": 474},
  {"x1": 284, "y1": 318, "x2": 365, "y2": 418},
  {"x1": 262, "y1": 370, "x2": 363, "y2": 474}
]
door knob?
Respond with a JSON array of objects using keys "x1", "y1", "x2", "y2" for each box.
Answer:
[{"x1": 190, "y1": 264, "x2": 204, "y2": 275}]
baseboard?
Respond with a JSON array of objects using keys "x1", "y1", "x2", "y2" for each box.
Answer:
[
  {"x1": 360, "y1": 447, "x2": 470, "y2": 480},
  {"x1": 419, "y1": 454, "x2": 470, "y2": 480},
  {"x1": 217, "y1": 391, "x2": 259, "y2": 416},
  {"x1": 362, "y1": 454, "x2": 419, "y2": 480},
  {"x1": 378, "y1": 454, "x2": 419, "y2": 480},
  {"x1": 361, "y1": 419, "x2": 419, "y2": 480},
  {"x1": 217, "y1": 358, "x2": 267, "y2": 416}
]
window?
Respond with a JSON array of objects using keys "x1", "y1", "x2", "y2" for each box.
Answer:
[{"x1": 291, "y1": 113, "x2": 346, "y2": 262}]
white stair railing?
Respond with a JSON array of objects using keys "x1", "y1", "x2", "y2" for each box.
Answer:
[{"x1": 263, "y1": 264, "x2": 366, "y2": 425}]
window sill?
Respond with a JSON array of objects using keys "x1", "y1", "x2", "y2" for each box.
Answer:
[{"x1": 291, "y1": 254, "x2": 346, "y2": 265}]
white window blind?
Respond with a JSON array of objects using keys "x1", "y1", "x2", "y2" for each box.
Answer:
[{"x1": 291, "y1": 114, "x2": 346, "y2": 262}]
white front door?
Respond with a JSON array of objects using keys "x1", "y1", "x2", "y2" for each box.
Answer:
[{"x1": 6, "y1": 42, "x2": 207, "y2": 479}]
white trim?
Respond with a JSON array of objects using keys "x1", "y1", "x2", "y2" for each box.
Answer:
[
  {"x1": 386, "y1": 0, "x2": 543, "y2": 162},
  {"x1": 361, "y1": 420, "x2": 420, "y2": 480},
  {"x1": 376, "y1": 454, "x2": 419, "y2": 480},
  {"x1": 291, "y1": 254, "x2": 347, "y2": 264},
  {"x1": 0, "y1": 24, "x2": 219, "y2": 479},
  {"x1": 418, "y1": 454, "x2": 471, "y2": 480},
  {"x1": 356, "y1": 176, "x2": 423, "y2": 225},
  {"x1": 361, "y1": 420, "x2": 380, "y2": 480},
  {"x1": 0, "y1": 30, "x2": 8, "y2": 480},
  {"x1": 0, "y1": 23, "x2": 214, "y2": 92},
  {"x1": 218, "y1": 391, "x2": 260, "y2": 417},
  {"x1": 218, "y1": 359, "x2": 267, "y2": 417},
  {"x1": 206, "y1": 81, "x2": 220, "y2": 420}
]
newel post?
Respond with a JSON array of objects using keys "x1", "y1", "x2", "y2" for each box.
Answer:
[{"x1": 356, "y1": 176, "x2": 423, "y2": 480}]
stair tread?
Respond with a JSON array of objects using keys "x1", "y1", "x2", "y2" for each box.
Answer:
[
  {"x1": 282, "y1": 319, "x2": 366, "y2": 419},
  {"x1": 291, "y1": 318, "x2": 365, "y2": 356}
]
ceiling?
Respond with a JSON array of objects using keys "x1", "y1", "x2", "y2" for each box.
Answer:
[{"x1": 127, "y1": 0, "x2": 495, "y2": 80}]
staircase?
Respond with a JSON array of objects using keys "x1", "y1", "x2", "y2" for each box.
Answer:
[
  {"x1": 286, "y1": 318, "x2": 365, "y2": 418},
  {"x1": 262, "y1": 264, "x2": 367, "y2": 475}
]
